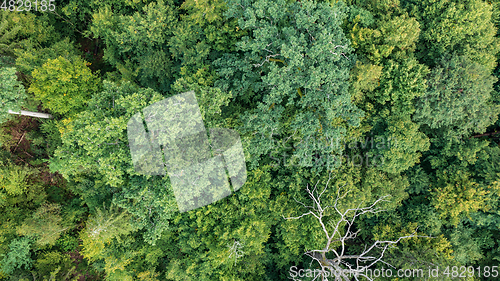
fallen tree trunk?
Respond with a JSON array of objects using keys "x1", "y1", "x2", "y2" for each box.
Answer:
[
  {"x1": 8, "y1": 110, "x2": 53, "y2": 119},
  {"x1": 470, "y1": 130, "x2": 500, "y2": 138}
]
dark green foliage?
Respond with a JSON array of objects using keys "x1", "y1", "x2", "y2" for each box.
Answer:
[
  {"x1": 414, "y1": 55, "x2": 500, "y2": 143},
  {"x1": 50, "y1": 80, "x2": 164, "y2": 187},
  {"x1": 0, "y1": 12, "x2": 22, "y2": 57},
  {"x1": 216, "y1": 0, "x2": 364, "y2": 172},
  {"x1": 0, "y1": 67, "x2": 26, "y2": 124},
  {"x1": 163, "y1": 167, "x2": 274, "y2": 280},
  {"x1": 1, "y1": 0, "x2": 500, "y2": 280},
  {"x1": 33, "y1": 251, "x2": 79, "y2": 281},
  {"x1": 367, "y1": 58, "x2": 431, "y2": 174},
  {"x1": 168, "y1": 0, "x2": 245, "y2": 87},
  {"x1": 39, "y1": 119, "x2": 63, "y2": 157},
  {"x1": 15, "y1": 37, "x2": 81, "y2": 77},
  {"x1": 112, "y1": 176, "x2": 177, "y2": 245},
  {"x1": 17, "y1": 203, "x2": 70, "y2": 248}
]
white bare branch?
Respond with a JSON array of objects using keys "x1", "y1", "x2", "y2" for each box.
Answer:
[{"x1": 283, "y1": 173, "x2": 432, "y2": 280}]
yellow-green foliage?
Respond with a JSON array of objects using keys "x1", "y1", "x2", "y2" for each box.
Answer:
[
  {"x1": 0, "y1": 162, "x2": 32, "y2": 196},
  {"x1": 80, "y1": 204, "x2": 136, "y2": 261},
  {"x1": 29, "y1": 56, "x2": 101, "y2": 116},
  {"x1": 17, "y1": 203, "x2": 69, "y2": 247},
  {"x1": 33, "y1": 251, "x2": 79, "y2": 281}
]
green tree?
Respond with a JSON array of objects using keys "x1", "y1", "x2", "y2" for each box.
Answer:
[
  {"x1": 29, "y1": 55, "x2": 102, "y2": 116},
  {"x1": 216, "y1": 0, "x2": 364, "y2": 172},
  {"x1": 91, "y1": 0, "x2": 178, "y2": 92},
  {"x1": 0, "y1": 12, "x2": 22, "y2": 57},
  {"x1": 429, "y1": 165, "x2": 500, "y2": 226},
  {"x1": 50, "y1": 81, "x2": 169, "y2": 243},
  {"x1": 168, "y1": 0, "x2": 245, "y2": 87},
  {"x1": 50, "y1": 80, "x2": 163, "y2": 187},
  {"x1": 51, "y1": 80, "x2": 231, "y2": 245},
  {"x1": 341, "y1": 2, "x2": 490, "y2": 278},
  {"x1": 17, "y1": 203, "x2": 70, "y2": 247},
  {"x1": 413, "y1": 55, "x2": 500, "y2": 143},
  {"x1": 365, "y1": 58, "x2": 430, "y2": 174},
  {"x1": 0, "y1": 237, "x2": 32, "y2": 276},
  {"x1": 346, "y1": 2, "x2": 421, "y2": 64},
  {"x1": 0, "y1": 161, "x2": 33, "y2": 197},
  {"x1": 80, "y1": 204, "x2": 136, "y2": 261},
  {"x1": 0, "y1": 11, "x2": 62, "y2": 73},
  {"x1": 15, "y1": 37, "x2": 82, "y2": 77},
  {"x1": 57, "y1": 0, "x2": 154, "y2": 39},
  {"x1": 280, "y1": 174, "x2": 432, "y2": 281},
  {"x1": 0, "y1": 11, "x2": 57, "y2": 58},
  {"x1": 397, "y1": 143, "x2": 500, "y2": 273},
  {"x1": 272, "y1": 165, "x2": 409, "y2": 272},
  {"x1": 32, "y1": 251, "x2": 80, "y2": 281},
  {"x1": 343, "y1": 2, "x2": 431, "y2": 175},
  {"x1": 0, "y1": 67, "x2": 26, "y2": 124},
  {"x1": 405, "y1": 0, "x2": 500, "y2": 71},
  {"x1": 112, "y1": 176, "x2": 177, "y2": 245},
  {"x1": 164, "y1": 167, "x2": 274, "y2": 280}
]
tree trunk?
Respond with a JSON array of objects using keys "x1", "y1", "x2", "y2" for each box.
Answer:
[
  {"x1": 470, "y1": 130, "x2": 500, "y2": 138},
  {"x1": 8, "y1": 110, "x2": 53, "y2": 119}
]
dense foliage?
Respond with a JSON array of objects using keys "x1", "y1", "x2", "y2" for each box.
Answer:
[{"x1": 0, "y1": 0, "x2": 499, "y2": 280}]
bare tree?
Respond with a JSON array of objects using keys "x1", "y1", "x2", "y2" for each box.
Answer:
[{"x1": 283, "y1": 174, "x2": 430, "y2": 281}]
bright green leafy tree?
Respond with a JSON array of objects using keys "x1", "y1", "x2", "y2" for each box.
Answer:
[
  {"x1": 29, "y1": 56, "x2": 101, "y2": 116},
  {"x1": 405, "y1": 0, "x2": 500, "y2": 71}
]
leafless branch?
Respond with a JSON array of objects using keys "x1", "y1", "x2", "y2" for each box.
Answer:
[
  {"x1": 253, "y1": 53, "x2": 281, "y2": 67},
  {"x1": 283, "y1": 173, "x2": 432, "y2": 280}
]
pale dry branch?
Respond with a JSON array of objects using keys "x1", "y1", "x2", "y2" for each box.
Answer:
[
  {"x1": 253, "y1": 53, "x2": 282, "y2": 67},
  {"x1": 284, "y1": 173, "x2": 432, "y2": 280}
]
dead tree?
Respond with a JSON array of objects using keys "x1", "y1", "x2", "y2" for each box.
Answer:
[{"x1": 283, "y1": 174, "x2": 430, "y2": 281}]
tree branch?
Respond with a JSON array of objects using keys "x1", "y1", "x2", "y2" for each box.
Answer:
[{"x1": 283, "y1": 173, "x2": 432, "y2": 280}]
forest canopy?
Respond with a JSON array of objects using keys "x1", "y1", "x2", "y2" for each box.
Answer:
[{"x1": 0, "y1": 0, "x2": 500, "y2": 280}]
